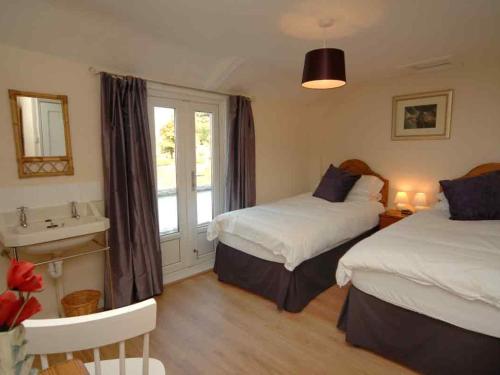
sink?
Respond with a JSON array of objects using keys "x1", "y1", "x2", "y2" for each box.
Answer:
[{"x1": 0, "y1": 216, "x2": 110, "y2": 255}]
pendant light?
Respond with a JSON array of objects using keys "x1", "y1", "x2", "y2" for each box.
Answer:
[{"x1": 301, "y1": 19, "x2": 346, "y2": 89}]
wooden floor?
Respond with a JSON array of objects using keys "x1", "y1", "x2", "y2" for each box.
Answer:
[{"x1": 43, "y1": 271, "x2": 416, "y2": 374}]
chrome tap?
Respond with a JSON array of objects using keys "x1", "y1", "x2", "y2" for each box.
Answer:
[
  {"x1": 71, "y1": 201, "x2": 80, "y2": 219},
  {"x1": 17, "y1": 206, "x2": 28, "y2": 228}
]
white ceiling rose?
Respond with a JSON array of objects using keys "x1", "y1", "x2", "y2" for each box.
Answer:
[{"x1": 279, "y1": 0, "x2": 386, "y2": 40}]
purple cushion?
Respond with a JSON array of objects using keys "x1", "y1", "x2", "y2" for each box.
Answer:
[
  {"x1": 439, "y1": 171, "x2": 500, "y2": 220},
  {"x1": 313, "y1": 165, "x2": 361, "y2": 203}
]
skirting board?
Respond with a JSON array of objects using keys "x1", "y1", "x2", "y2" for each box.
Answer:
[{"x1": 162, "y1": 258, "x2": 215, "y2": 285}]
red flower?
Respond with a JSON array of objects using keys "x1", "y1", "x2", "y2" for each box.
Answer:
[
  {"x1": 7, "y1": 260, "x2": 43, "y2": 292},
  {"x1": 0, "y1": 291, "x2": 22, "y2": 329},
  {"x1": 7, "y1": 296, "x2": 42, "y2": 327}
]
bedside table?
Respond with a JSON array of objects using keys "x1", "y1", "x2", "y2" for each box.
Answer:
[{"x1": 379, "y1": 209, "x2": 411, "y2": 229}]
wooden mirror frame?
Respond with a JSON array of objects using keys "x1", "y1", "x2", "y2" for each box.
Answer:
[
  {"x1": 339, "y1": 159, "x2": 389, "y2": 207},
  {"x1": 8, "y1": 90, "x2": 74, "y2": 178}
]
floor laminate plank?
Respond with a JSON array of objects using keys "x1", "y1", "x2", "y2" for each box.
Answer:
[{"x1": 39, "y1": 271, "x2": 415, "y2": 374}]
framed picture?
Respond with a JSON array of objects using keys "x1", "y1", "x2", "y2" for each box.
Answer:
[{"x1": 392, "y1": 89, "x2": 453, "y2": 140}]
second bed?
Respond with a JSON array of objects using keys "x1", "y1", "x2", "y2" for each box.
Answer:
[{"x1": 336, "y1": 163, "x2": 500, "y2": 374}]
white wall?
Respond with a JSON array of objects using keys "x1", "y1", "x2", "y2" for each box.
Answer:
[
  {"x1": 252, "y1": 96, "x2": 311, "y2": 203},
  {"x1": 0, "y1": 43, "x2": 104, "y2": 317},
  {"x1": 0, "y1": 42, "x2": 313, "y2": 202},
  {"x1": 0, "y1": 43, "x2": 103, "y2": 187},
  {"x1": 0, "y1": 43, "x2": 313, "y2": 316},
  {"x1": 307, "y1": 64, "x2": 500, "y2": 207},
  {"x1": 3, "y1": 41, "x2": 499, "y2": 317}
]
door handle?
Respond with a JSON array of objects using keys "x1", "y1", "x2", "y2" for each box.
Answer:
[
  {"x1": 192, "y1": 171, "x2": 205, "y2": 191},
  {"x1": 191, "y1": 171, "x2": 196, "y2": 191}
]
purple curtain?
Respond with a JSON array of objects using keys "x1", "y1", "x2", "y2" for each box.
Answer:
[
  {"x1": 101, "y1": 73, "x2": 163, "y2": 308},
  {"x1": 225, "y1": 96, "x2": 256, "y2": 211}
]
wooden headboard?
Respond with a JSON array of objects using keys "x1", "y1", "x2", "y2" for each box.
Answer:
[
  {"x1": 458, "y1": 163, "x2": 500, "y2": 179},
  {"x1": 339, "y1": 159, "x2": 389, "y2": 207},
  {"x1": 435, "y1": 163, "x2": 500, "y2": 192}
]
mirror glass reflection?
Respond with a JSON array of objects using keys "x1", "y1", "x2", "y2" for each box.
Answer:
[{"x1": 16, "y1": 96, "x2": 66, "y2": 157}]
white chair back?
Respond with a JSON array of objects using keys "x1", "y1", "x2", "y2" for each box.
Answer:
[{"x1": 24, "y1": 299, "x2": 158, "y2": 375}]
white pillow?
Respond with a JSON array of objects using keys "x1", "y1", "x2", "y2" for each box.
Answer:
[
  {"x1": 345, "y1": 175, "x2": 384, "y2": 202},
  {"x1": 434, "y1": 191, "x2": 450, "y2": 211},
  {"x1": 346, "y1": 192, "x2": 383, "y2": 202}
]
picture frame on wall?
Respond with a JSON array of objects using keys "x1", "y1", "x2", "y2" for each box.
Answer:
[{"x1": 392, "y1": 89, "x2": 453, "y2": 140}]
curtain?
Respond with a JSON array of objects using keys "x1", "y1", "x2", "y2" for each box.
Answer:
[
  {"x1": 225, "y1": 96, "x2": 256, "y2": 211},
  {"x1": 101, "y1": 73, "x2": 163, "y2": 308}
]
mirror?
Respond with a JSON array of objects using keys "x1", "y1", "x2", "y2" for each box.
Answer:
[
  {"x1": 9, "y1": 90, "x2": 74, "y2": 178},
  {"x1": 17, "y1": 96, "x2": 66, "y2": 157}
]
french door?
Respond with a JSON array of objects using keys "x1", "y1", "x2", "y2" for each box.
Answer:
[{"x1": 148, "y1": 85, "x2": 226, "y2": 278}]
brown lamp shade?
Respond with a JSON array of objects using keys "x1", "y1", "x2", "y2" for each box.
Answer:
[{"x1": 301, "y1": 48, "x2": 346, "y2": 89}]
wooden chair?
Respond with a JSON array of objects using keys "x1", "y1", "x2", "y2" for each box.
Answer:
[{"x1": 23, "y1": 299, "x2": 165, "y2": 375}]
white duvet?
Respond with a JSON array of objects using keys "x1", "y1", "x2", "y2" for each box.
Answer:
[
  {"x1": 207, "y1": 193, "x2": 384, "y2": 271},
  {"x1": 337, "y1": 209, "x2": 500, "y2": 309}
]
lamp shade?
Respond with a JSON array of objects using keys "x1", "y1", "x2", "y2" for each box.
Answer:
[
  {"x1": 394, "y1": 191, "x2": 409, "y2": 210},
  {"x1": 412, "y1": 192, "x2": 427, "y2": 207},
  {"x1": 302, "y1": 48, "x2": 346, "y2": 89},
  {"x1": 394, "y1": 191, "x2": 409, "y2": 204}
]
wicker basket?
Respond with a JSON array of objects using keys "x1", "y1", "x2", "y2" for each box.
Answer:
[{"x1": 61, "y1": 289, "x2": 101, "y2": 317}]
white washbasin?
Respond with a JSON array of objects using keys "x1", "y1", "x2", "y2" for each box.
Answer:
[{"x1": 0, "y1": 216, "x2": 110, "y2": 254}]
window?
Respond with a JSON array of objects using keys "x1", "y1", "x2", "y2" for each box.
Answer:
[{"x1": 153, "y1": 106, "x2": 178, "y2": 234}]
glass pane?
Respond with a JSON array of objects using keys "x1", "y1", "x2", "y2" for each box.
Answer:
[
  {"x1": 195, "y1": 111, "x2": 213, "y2": 225},
  {"x1": 154, "y1": 107, "x2": 178, "y2": 234}
]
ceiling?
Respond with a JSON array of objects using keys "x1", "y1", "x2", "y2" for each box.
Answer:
[{"x1": 0, "y1": 0, "x2": 499, "y2": 97}]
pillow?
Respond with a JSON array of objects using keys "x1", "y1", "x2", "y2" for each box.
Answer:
[
  {"x1": 345, "y1": 175, "x2": 384, "y2": 202},
  {"x1": 434, "y1": 192, "x2": 449, "y2": 211},
  {"x1": 439, "y1": 171, "x2": 500, "y2": 220},
  {"x1": 346, "y1": 192, "x2": 383, "y2": 203},
  {"x1": 313, "y1": 165, "x2": 361, "y2": 202}
]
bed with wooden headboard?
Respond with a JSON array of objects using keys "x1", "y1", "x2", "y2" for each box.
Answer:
[
  {"x1": 337, "y1": 162, "x2": 500, "y2": 375},
  {"x1": 212, "y1": 159, "x2": 389, "y2": 313}
]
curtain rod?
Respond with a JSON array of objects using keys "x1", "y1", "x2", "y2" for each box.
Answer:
[{"x1": 88, "y1": 66, "x2": 254, "y2": 101}]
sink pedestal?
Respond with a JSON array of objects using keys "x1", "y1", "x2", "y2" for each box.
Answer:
[
  {"x1": 47, "y1": 259, "x2": 64, "y2": 317},
  {"x1": 7, "y1": 234, "x2": 114, "y2": 317}
]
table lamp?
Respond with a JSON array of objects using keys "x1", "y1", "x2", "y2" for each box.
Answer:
[
  {"x1": 394, "y1": 191, "x2": 410, "y2": 212},
  {"x1": 413, "y1": 192, "x2": 428, "y2": 212}
]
